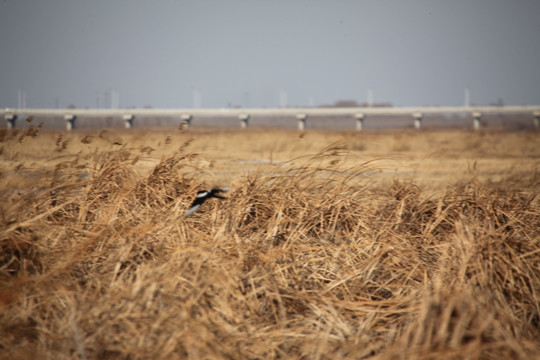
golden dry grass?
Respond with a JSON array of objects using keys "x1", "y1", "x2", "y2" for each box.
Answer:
[{"x1": 1, "y1": 125, "x2": 539, "y2": 359}]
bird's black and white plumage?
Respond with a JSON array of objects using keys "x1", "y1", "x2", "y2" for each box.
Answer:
[{"x1": 184, "y1": 187, "x2": 229, "y2": 217}]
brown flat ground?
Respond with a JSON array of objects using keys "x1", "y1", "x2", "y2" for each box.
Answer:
[{"x1": 2, "y1": 127, "x2": 539, "y2": 194}]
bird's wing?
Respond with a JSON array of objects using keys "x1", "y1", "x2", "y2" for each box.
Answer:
[
  {"x1": 184, "y1": 192, "x2": 209, "y2": 217},
  {"x1": 184, "y1": 203, "x2": 201, "y2": 217}
]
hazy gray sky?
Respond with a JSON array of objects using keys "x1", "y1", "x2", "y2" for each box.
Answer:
[{"x1": 1, "y1": 0, "x2": 539, "y2": 109}]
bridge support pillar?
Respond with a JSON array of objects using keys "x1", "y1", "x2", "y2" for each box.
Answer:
[
  {"x1": 5, "y1": 114, "x2": 17, "y2": 129},
  {"x1": 413, "y1": 113, "x2": 423, "y2": 129},
  {"x1": 181, "y1": 114, "x2": 193, "y2": 129},
  {"x1": 533, "y1": 111, "x2": 540, "y2": 129},
  {"x1": 123, "y1": 114, "x2": 134, "y2": 129},
  {"x1": 355, "y1": 113, "x2": 365, "y2": 131},
  {"x1": 239, "y1": 114, "x2": 250, "y2": 129},
  {"x1": 296, "y1": 113, "x2": 307, "y2": 131},
  {"x1": 64, "y1": 115, "x2": 76, "y2": 131},
  {"x1": 472, "y1": 112, "x2": 482, "y2": 130}
]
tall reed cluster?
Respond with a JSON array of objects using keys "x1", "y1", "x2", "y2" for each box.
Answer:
[{"x1": 1, "y1": 131, "x2": 539, "y2": 359}]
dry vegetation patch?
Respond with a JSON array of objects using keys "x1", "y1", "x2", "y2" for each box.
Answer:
[{"x1": 1, "y1": 127, "x2": 539, "y2": 359}]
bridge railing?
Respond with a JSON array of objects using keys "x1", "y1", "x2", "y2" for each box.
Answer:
[{"x1": 4, "y1": 106, "x2": 540, "y2": 131}]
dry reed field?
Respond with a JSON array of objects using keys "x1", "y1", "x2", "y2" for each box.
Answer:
[{"x1": 1, "y1": 124, "x2": 540, "y2": 359}]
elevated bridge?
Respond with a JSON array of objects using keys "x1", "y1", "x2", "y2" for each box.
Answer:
[{"x1": 4, "y1": 106, "x2": 540, "y2": 130}]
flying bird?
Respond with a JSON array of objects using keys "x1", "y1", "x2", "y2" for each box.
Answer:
[{"x1": 184, "y1": 187, "x2": 229, "y2": 217}]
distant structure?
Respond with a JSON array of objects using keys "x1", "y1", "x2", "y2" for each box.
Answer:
[
  {"x1": 279, "y1": 90, "x2": 288, "y2": 108},
  {"x1": 113, "y1": 90, "x2": 120, "y2": 109},
  {"x1": 107, "y1": 89, "x2": 120, "y2": 109},
  {"x1": 367, "y1": 89, "x2": 374, "y2": 107},
  {"x1": 18, "y1": 90, "x2": 27, "y2": 109},
  {"x1": 321, "y1": 99, "x2": 393, "y2": 108},
  {"x1": 192, "y1": 89, "x2": 202, "y2": 109},
  {"x1": 464, "y1": 88, "x2": 470, "y2": 107}
]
